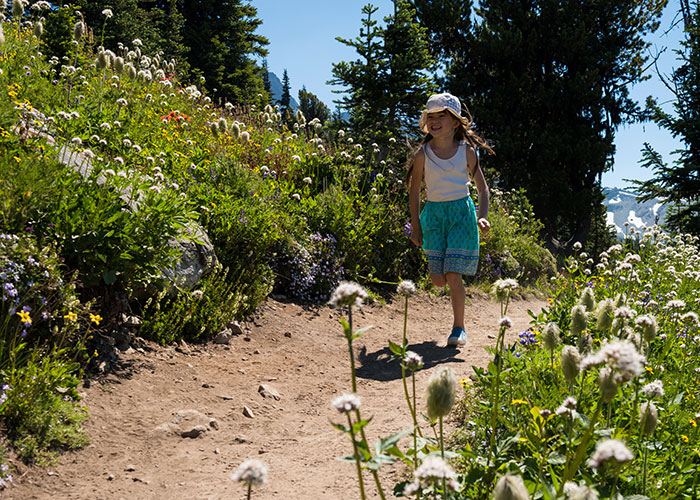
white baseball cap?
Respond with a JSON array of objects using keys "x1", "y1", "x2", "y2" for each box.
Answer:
[{"x1": 419, "y1": 93, "x2": 462, "y2": 133}]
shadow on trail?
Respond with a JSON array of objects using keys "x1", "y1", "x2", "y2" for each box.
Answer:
[{"x1": 355, "y1": 341, "x2": 465, "y2": 382}]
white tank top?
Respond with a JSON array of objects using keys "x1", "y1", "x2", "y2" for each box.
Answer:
[{"x1": 423, "y1": 141, "x2": 471, "y2": 202}]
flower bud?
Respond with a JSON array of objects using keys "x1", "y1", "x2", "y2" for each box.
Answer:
[
  {"x1": 595, "y1": 299, "x2": 615, "y2": 331},
  {"x1": 639, "y1": 401, "x2": 658, "y2": 436},
  {"x1": 209, "y1": 121, "x2": 219, "y2": 137},
  {"x1": 114, "y1": 56, "x2": 124, "y2": 74},
  {"x1": 577, "y1": 331, "x2": 592, "y2": 355},
  {"x1": 217, "y1": 117, "x2": 227, "y2": 133},
  {"x1": 33, "y1": 20, "x2": 43, "y2": 38},
  {"x1": 570, "y1": 305, "x2": 588, "y2": 337},
  {"x1": 426, "y1": 366, "x2": 456, "y2": 419},
  {"x1": 599, "y1": 367, "x2": 618, "y2": 402},
  {"x1": 97, "y1": 50, "x2": 110, "y2": 70},
  {"x1": 240, "y1": 131, "x2": 250, "y2": 144},
  {"x1": 12, "y1": 0, "x2": 23, "y2": 18},
  {"x1": 73, "y1": 20, "x2": 84, "y2": 42},
  {"x1": 127, "y1": 64, "x2": 137, "y2": 80},
  {"x1": 579, "y1": 287, "x2": 596, "y2": 312},
  {"x1": 561, "y1": 345, "x2": 581, "y2": 383},
  {"x1": 0, "y1": 24, "x2": 4, "y2": 46},
  {"x1": 231, "y1": 123, "x2": 241, "y2": 140},
  {"x1": 636, "y1": 315, "x2": 657, "y2": 343},
  {"x1": 542, "y1": 322, "x2": 560, "y2": 351},
  {"x1": 493, "y1": 473, "x2": 529, "y2": 500}
]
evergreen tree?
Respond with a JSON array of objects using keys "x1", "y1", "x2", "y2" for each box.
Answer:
[
  {"x1": 633, "y1": 3, "x2": 700, "y2": 236},
  {"x1": 434, "y1": 0, "x2": 666, "y2": 250},
  {"x1": 262, "y1": 59, "x2": 271, "y2": 94},
  {"x1": 179, "y1": 0, "x2": 268, "y2": 104},
  {"x1": 298, "y1": 87, "x2": 331, "y2": 124},
  {"x1": 279, "y1": 68, "x2": 291, "y2": 115},
  {"x1": 330, "y1": 2, "x2": 434, "y2": 143},
  {"x1": 77, "y1": 0, "x2": 187, "y2": 66}
]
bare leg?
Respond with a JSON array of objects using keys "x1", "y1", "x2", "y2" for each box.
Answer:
[
  {"x1": 445, "y1": 272, "x2": 465, "y2": 329},
  {"x1": 430, "y1": 273, "x2": 447, "y2": 288}
]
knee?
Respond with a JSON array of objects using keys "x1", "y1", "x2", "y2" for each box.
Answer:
[
  {"x1": 430, "y1": 274, "x2": 447, "y2": 287},
  {"x1": 445, "y1": 272, "x2": 463, "y2": 288}
]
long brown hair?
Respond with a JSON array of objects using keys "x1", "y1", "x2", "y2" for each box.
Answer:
[{"x1": 406, "y1": 105, "x2": 494, "y2": 188}]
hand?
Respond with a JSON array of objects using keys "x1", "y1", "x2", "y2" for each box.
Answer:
[
  {"x1": 477, "y1": 218, "x2": 490, "y2": 233},
  {"x1": 410, "y1": 225, "x2": 423, "y2": 247}
]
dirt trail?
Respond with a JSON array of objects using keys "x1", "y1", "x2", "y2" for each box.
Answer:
[{"x1": 7, "y1": 291, "x2": 546, "y2": 500}]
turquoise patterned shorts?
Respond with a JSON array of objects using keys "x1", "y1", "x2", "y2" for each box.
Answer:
[{"x1": 420, "y1": 196, "x2": 479, "y2": 276}]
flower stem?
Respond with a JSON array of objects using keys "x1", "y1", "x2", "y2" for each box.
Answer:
[
  {"x1": 348, "y1": 305, "x2": 357, "y2": 393},
  {"x1": 558, "y1": 397, "x2": 603, "y2": 495},
  {"x1": 247, "y1": 483, "x2": 252, "y2": 500},
  {"x1": 348, "y1": 413, "x2": 367, "y2": 500}
]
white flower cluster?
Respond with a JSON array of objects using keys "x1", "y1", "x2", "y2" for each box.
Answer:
[
  {"x1": 587, "y1": 439, "x2": 633, "y2": 469},
  {"x1": 331, "y1": 392, "x2": 361, "y2": 413},
  {"x1": 404, "y1": 456, "x2": 459, "y2": 496},
  {"x1": 329, "y1": 281, "x2": 368, "y2": 308},
  {"x1": 230, "y1": 459, "x2": 268, "y2": 486},
  {"x1": 581, "y1": 340, "x2": 645, "y2": 383},
  {"x1": 397, "y1": 280, "x2": 416, "y2": 297}
]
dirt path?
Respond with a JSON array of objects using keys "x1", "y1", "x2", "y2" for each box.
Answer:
[{"x1": 7, "y1": 291, "x2": 545, "y2": 500}]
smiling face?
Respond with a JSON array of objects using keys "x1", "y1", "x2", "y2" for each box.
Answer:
[{"x1": 425, "y1": 110, "x2": 460, "y2": 139}]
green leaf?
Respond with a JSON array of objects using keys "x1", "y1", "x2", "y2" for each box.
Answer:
[
  {"x1": 102, "y1": 270, "x2": 118, "y2": 285},
  {"x1": 388, "y1": 340, "x2": 404, "y2": 356},
  {"x1": 351, "y1": 325, "x2": 373, "y2": 339},
  {"x1": 331, "y1": 422, "x2": 350, "y2": 433},
  {"x1": 376, "y1": 428, "x2": 413, "y2": 453}
]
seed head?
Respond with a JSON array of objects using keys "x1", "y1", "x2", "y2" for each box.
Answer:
[
  {"x1": 425, "y1": 366, "x2": 456, "y2": 419},
  {"x1": 414, "y1": 456, "x2": 456, "y2": 486},
  {"x1": 114, "y1": 56, "x2": 124, "y2": 74},
  {"x1": 639, "y1": 401, "x2": 658, "y2": 435},
  {"x1": 33, "y1": 20, "x2": 43, "y2": 38},
  {"x1": 542, "y1": 322, "x2": 560, "y2": 351},
  {"x1": 240, "y1": 131, "x2": 250, "y2": 144},
  {"x1": 595, "y1": 299, "x2": 615, "y2": 331},
  {"x1": 217, "y1": 117, "x2": 227, "y2": 132},
  {"x1": 499, "y1": 316, "x2": 513, "y2": 329},
  {"x1": 570, "y1": 305, "x2": 588, "y2": 337},
  {"x1": 491, "y1": 279, "x2": 519, "y2": 302},
  {"x1": 561, "y1": 345, "x2": 581, "y2": 383},
  {"x1": 563, "y1": 482, "x2": 599, "y2": 500},
  {"x1": 73, "y1": 20, "x2": 84, "y2": 42},
  {"x1": 598, "y1": 367, "x2": 618, "y2": 402},
  {"x1": 579, "y1": 287, "x2": 596, "y2": 312},
  {"x1": 231, "y1": 459, "x2": 268, "y2": 486},
  {"x1": 12, "y1": 0, "x2": 24, "y2": 18},
  {"x1": 634, "y1": 314, "x2": 656, "y2": 338},
  {"x1": 577, "y1": 331, "x2": 592, "y2": 355},
  {"x1": 493, "y1": 473, "x2": 530, "y2": 500},
  {"x1": 641, "y1": 379, "x2": 664, "y2": 398}
]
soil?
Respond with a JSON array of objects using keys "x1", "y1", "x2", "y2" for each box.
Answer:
[{"x1": 6, "y1": 290, "x2": 546, "y2": 500}]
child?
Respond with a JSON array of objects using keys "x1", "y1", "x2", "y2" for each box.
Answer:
[{"x1": 407, "y1": 93, "x2": 494, "y2": 347}]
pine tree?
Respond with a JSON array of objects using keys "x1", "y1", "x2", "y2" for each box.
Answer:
[
  {"x1": 330, "y1": 2, "x2": 435, "y2": 144},
  {"x1": 262, "y1": 59, "x2": 271, "y2": 94},
  {"x1": 298, "y1": 87, "x2": 331, "y2": 124},
  {"x1": 279, "y1": 69, "x2": 291, "y2": 115},
  {"x1": 179, "y1": 0, "x2": 268, "y2": 104},
  {"x1": 434, "y1": 0, "x2": 666, "y2": 250},
  {"x1": 633, "y1": 3, "x2": 700, "y2": 235}
]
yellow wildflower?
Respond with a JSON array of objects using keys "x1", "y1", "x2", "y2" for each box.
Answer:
[
  {"x1": 17, "y1": 310, "x2": 31, "y2": 324},
  {"x1": 90, "y1": 313, "x2": 102, "y2": 325},
  {"x1": 460, "y1": 378, "x2": 470, "y2": 389},
  {"x1": 511, "y1": 399, "x2": 529, "y2": 405},
  {"x1": 691, "y1": 419, "x2": 697, "y2": 428},
  {"x1": 681, "y1": 434, "x2": 689, "y2": 443},
  {"x1": 64, "y1": 311, "x2": 78, "y2": 322}
]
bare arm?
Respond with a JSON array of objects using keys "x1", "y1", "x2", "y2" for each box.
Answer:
[
  {"x1": 468, "y1": 146, "x2": 490, "y2": 233},
  {"x1": 409, "y1": 149, "x2": 425, "y2": 247}
]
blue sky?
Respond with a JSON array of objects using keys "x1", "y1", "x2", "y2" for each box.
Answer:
[{"x1": 252, "y1": 0, "x2": 685, "y2": 189}]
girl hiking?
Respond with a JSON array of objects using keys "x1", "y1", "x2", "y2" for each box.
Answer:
[{"x1": 407, "y1": 93, "x2": 494, "y2": 347}]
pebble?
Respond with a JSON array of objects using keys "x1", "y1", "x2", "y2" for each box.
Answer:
[{"x1": 243, "y1": 406, "x2": 255, "y2": 418}]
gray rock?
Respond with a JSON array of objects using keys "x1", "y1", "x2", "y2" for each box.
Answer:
[
  {"x1": 155, "y1": 409, "x2": 219, "y2": 438},
  {"x1": 162, "y1": 224, "x2": 218, "y2": 292},
  {"x1": 228, "y1": 320, "x2": 244, "y2": 335},
  {"x1": 258, "y1": 384, "x2": 281, "y2": 401},
  {"x1": 243, "y1": 406, "x2": 255, "y2": 418},
  {"x1": 213, "y1": 329, "x2": 233, "y2": 345}
]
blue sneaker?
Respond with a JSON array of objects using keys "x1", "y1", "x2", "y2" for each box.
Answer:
[{"x1": 447, "y1": 327, "x2": 467, "y2": 347}]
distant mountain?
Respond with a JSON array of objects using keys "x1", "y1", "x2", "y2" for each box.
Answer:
[
  {"x1": 603, "y1": 187, "x2": 667, "y2": 237},
  {"x1": 267, "y1": 71, "x2": 299, "y2": 110}
]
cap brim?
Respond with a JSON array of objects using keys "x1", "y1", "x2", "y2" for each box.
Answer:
[{"x1": 419, "y1": 107, "x2": 462, "y2": 134}]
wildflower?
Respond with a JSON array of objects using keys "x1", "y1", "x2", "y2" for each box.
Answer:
[
  {"x1": 582, "y1": 340, "x2": 645, "y2": 382},
  {"x1": 89, "y1": 313, "x2": 102, "y2": 326},
  {"x1": 563, "y1": 482, "x2": 599, "y2": 500},
  {"x1": 570, "y1": 305, "x2": 588, "y2": 336},
  {"x1": 331, "y1": 392, "x2": 361, "y2": 413},
  {"x1": 132, "y1": 38, "x2": 143, "y2": 47},
  {"x1": 397, "y1": 280, "x2": 416, "y2": 297},
  {"x1": 681, "y1": 434, "x2": 689, "y2": 443},
  {"x1": 116, "y1": 98, "x2": 128, "y2": 107},
  {"x1": 577, "y1": 331, "x2": 593, "y2": 355},
  {"x1": 64, "y1": 311, "x2": 77, "y2": 321},
  {"x1": 73, "y1": 20, "x2": 84, "y2": 42},
  {"x1": 12, "y1": 0, "x2": 24, "y2": 18},
  {"x1": 573, "y1": 241, "x2": 582, "y2": 251},
  {"x1": 102, "y1": 8, "x2": 113, "y2": 18},
  {"x1": 403, "y1": 351, "x2": 423, "y2": 371},
  {"x1": 587, "y1": 439, "x2": 633, "y2": 469},
  {"x1": 16, "y1": 310, "x2": 31, "y2": 325},
  {"x1": 231, "y1": 459, "x2": 267, "y2": 486},
  {"x1": 499, "y1": 316, "x2": 513, "y2": 329},
  {"x1": 493, "y1": 473, "x2": 529, "y2": 500},
  {"x1": 598, "y1": 367, "x2": 618, "y2": 402},
  {"x1": 614, "y1": 306, "x2": 636, "y2": 319},
  {"x1": 492, "y1": 278, "x2": 519, "y2": 302},
  {"x1": 329, "y1": 281, "x2": 367, "y2": 308},
  {"x1": 561, "y1": 345, "x2": 581, "y2": 383},
  {"x1": 639, "y1": 402, "x2": 658, "y2": 435},
  {"x1": 542, "y1": 322, "x2": 560, "y2": 351},
  {"x1": 414, "y1": 456, "x2": 457, "y2": 487},
  {"x1": 664, "y1": 299, "x2": 686, "y2": 311},
  {"x1": 240, "y1": 131, "x2": 250, "y2": 144},
  {"x1": 681, "y1": 312, "x2": 698, "y2": 324},
  {"x1": 426, "y1": 366, "x2": 456, "y2": 419},
  {"x1": 641, "y1": 380, "x2": 664, "y2": 398},
  {"x1": 635, "y1": 315, "x2": 657, "y2": 343},
  {"x1": 71, "y1": 137, "x2": 83, "y2": 146}
]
